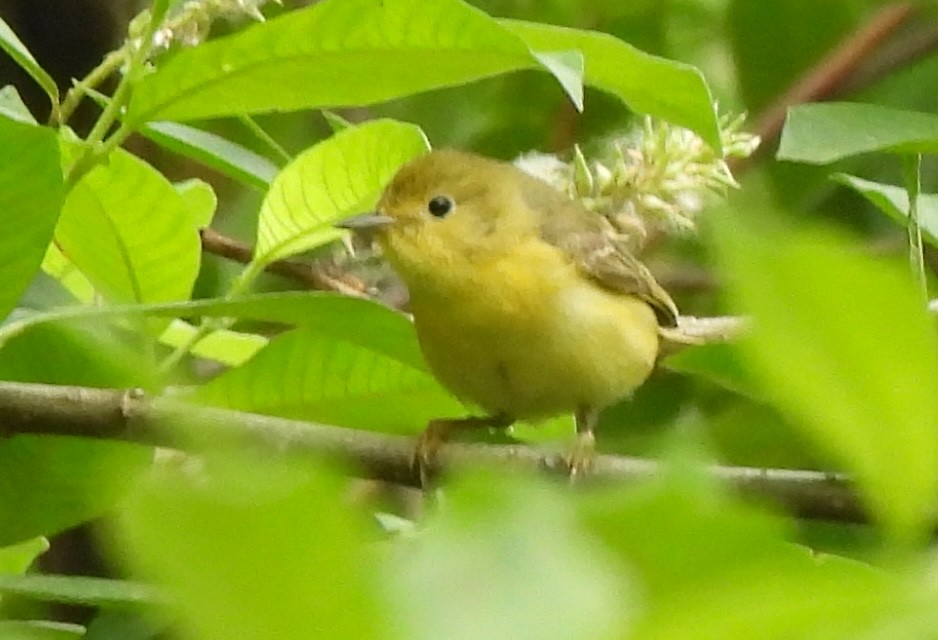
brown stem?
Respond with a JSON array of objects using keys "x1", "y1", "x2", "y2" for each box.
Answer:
[
  {"x1": 199, "y1": 228, "x2": 369, "y2": 298},
  {"x1": 0, "y1": 381, "x2": 866, "y2": 524},
  {"x1": 840, "y1": 22, "x2": 938, "y2": 95}
]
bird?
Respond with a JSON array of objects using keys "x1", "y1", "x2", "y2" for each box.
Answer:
[{"x1": 338, "y1": 149, "x2": 678, "y2": 476}]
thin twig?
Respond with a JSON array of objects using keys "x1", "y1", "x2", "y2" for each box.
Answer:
[
  {"x1": 237, "y1": 115, "x2": 292, "y2": 164},
  {"x1": 0, "y1": 381, "x2": 865, "y2": 523},
  {"x1": 199, "y1": 228, "x2": 369, "y2": 298},
  {"x1": 902, "y1": 154, "x2": 927, "y2": 298}
]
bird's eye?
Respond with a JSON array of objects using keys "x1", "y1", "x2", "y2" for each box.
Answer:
[{"x1": 427, "y1": 195, "x2": 454, "y2": 218}]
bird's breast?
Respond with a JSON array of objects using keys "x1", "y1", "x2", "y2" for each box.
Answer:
[{"x1": 408, "y1": 243, "x2": 660, "y2": 420}]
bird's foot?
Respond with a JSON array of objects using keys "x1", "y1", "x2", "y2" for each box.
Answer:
[
  {"x1": 564, "y1": 429, "x2": 596, "y2": 480},
  {"x1": 412, "y1": 419, "x2": 451, "y2": 487},
  {"x1": 412, "y1": 414, "x2": 514, "y2": 488}
]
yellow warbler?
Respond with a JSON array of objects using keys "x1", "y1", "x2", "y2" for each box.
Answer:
[{"x1": 338, "y1": 149, "x2": 678, "y2": 473}]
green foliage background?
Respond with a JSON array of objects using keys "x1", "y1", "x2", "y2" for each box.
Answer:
[{"x1": 1, "y1": 0, "x2": 938, "y2": 638}]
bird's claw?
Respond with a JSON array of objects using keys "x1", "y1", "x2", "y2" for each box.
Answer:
[
  {"x1": 412, "y1": 420, "x2": 448, "y2": 488},
  {"x1": 565, "y1": 430, "x2": 596, "y2": 480}
]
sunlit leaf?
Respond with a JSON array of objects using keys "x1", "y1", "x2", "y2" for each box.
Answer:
[
  {"x1": 159, "y1": 319, "x2": 268, "y2": 367},
  {"x1": 127, "y1": 0, "x2": 583, "y2": 124},
  {"x1": 40, "y1": 243, "x2": 94, "y2": 303},
  {"x1": 254, "y1": 118, "x2": 429, "y2": 266},
  {"x1": 174, "y1": 178, "x2": 218, "y2": 228},
  {"x1": 0, "y1": 537, "x2": 48, "y2": 575},
  {"x1": 55, "y1": 148, "x2": 200, "y2": 304}
]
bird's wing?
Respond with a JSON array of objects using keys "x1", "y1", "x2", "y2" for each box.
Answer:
[
  {"x1": 558, "y1": 229, "x2": 679, "y2": 327},
  {"x1": 532, "y1": 189, "x2": 679, "y2": 327}
]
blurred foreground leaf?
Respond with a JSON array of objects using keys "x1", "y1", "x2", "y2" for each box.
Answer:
[
  {"x1": 386, "y1": 473, "x2": 632, "y2": 640},
  {"x1": 117, "y1": 457, "x2": 385, "y2": 640},
  {"x1": 713, "y1": 211, "x2": 938, "y2": 542}
]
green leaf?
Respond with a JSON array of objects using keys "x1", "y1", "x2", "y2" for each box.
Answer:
[
  {"x1": 833, "y1": 173, "x2": 938, "y2": 247},
  {"x1": 194, "y1": 325, "x2": 461, "y2": 434},
  {"x1": 0, "y1": 317, "x2": 159, "y2": 387},
  {"x1": 704, "y1": 401, "x2": 818, "y2": 470},
  {"x1": 83, "y1": 612, "x2": 168, "y2": 640},
  {"x1": 529, "y1": 50, "x2": 583, "y2": 112},
  {"x1": 0, "y1": 537, "x2": 48, "y2": 575},
  {"x1": 577, "y1": 465, "x2": 906, "y2": 639},
  {"x1": 387, "y1": 473, "x2": 631, "y2": 640},
  {"x1": 0, "y1": 574, "x2": 164, "y2": 609},
  {"x1": 501, "y1": 19, "x2": 721, "y2": 151},
  {"x1": 6, "y1": 292, "x2": 417, "y2": 367},
  {"x1": 159, "y1": 319, "x2": 267, "y2": 367},
  {"x1": 142, "y1": 121, "x2": 277, "y2": 190},
  {"x1": 0, "y1": 117, "x2": 64, "y2": 321},
  {"x1": 713, "y1": 211, "x2": 938, "y2": 542},
  {"x1": 778, "y1": 103, "x2": 938, "y2": 164},
  {"x1": 0, "y1": 621, "x2": 85, "y2": 639},
  {"x1": 664, "y1": 342, "x2": 762, "y2": 399},
  {"x1": 40, "y1": 244, "x2": 94, "y2": 303},
  {"x1": 150, "y1": 0, "x2": 171, "y2": 25},
  {"x1": 127, "y1": 0, "x2": 583, "y2": 124},
  {"x1": 117, "y1": 457, "x2": 385, "y2": 640},
  {"x1": 322, "y1": 110, "x2": 353, "y2": 132},
  {"x1": 0, "y1": 85, "x2": 36, "y2": 124},
  {"x1": 0, "y1": 436, "x2": 150, "y2": 546},
  {"x1": 174, "y1": 178, "x2": 217, "y2": 228},
  {"x1": 579, "y1": 460, "x2": 792, "y2": 598},
  {"x1": 0, "y1": 16, "x2": 59, "y2": 114},
  {"x1": 0, "y1": 320, "x2": 155, "y2": 545},
  {"x1": 4, "y1": 293, "x2": 425, "y2": 369},
  {"x1": 632, "y1": 551, "x2": 898, "y2": 640},
  {"x1": 254, "y1": 119, "x2": 429, "y2": 266},
  {"x1": 55, "y1": 148, "x2": 200, "y2": 304}
]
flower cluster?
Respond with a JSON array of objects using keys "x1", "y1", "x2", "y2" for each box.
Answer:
[
  {"x1": 139, "y1": 0, "x2": 281, "y2": 54},
  {"x1": 515, "y1": 113, "x2": 760, "y2": 248}
]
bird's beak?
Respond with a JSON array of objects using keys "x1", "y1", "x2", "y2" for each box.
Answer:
[{"x1": 336, "y1": 212, "x2": 395, "y2": 231}]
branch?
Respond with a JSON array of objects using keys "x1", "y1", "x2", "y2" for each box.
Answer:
[
  {"x1": 0, "y1": 381, "x2": 865, "y2": 523},
  {"x1": 199, "y1": 228, "x2": 369, "y2": 298}
]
